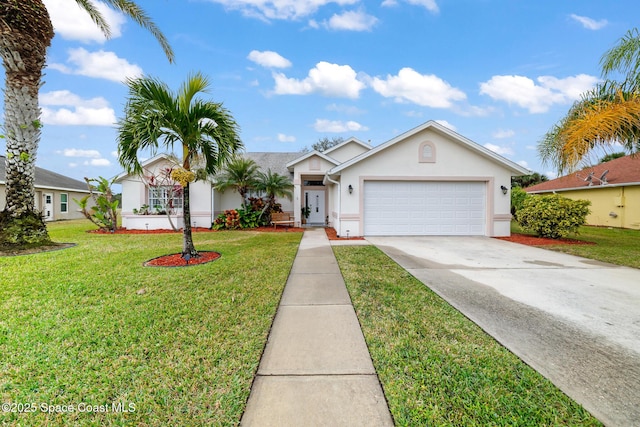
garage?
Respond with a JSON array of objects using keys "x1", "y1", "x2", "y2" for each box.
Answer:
[{"x1": 363, "y1": 181, "x2": 486, "y2": 236}]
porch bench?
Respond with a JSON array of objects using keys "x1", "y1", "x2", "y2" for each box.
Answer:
[{"x1": 271, "y1": 212, "x2": 295, "y2": 229}]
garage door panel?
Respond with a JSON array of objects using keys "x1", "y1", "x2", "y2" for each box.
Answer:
[{"x1": 364, "y1": 181, "x2": 486, "y2": 236}]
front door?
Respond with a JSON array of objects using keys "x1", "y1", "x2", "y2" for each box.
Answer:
[
  {"x1": 304, "y1": 190, "x2": 325, "y2": 224},
  {"x1": 43, "y1": 193, "x2": 54, "y2": 221}
]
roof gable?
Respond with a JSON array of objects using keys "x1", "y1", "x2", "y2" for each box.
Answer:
[
  {"x1": 0, "y1": 155, "x2": 89, "y2": 192},
  {"x1": 526, "y1": 154, "x2": 640, "y2": 193},
  {"x1": 328, "y1": 120, "x2": 529, "y2": 175},
  {"x1": 286, "y1": 150, "x2": 340, "y2": 171}
]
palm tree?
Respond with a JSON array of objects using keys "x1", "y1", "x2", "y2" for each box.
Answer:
[
  {"x1": 118, "y1": 72, "x2": 242, "y2": 257},
  {"x1": 538, "y1": 28, "x2": 640, "y2": 174},
  {"x1": 255, "y1": 169, "x2": 294, "y2": 213},
  {"x1": 0, "y1": 0, "x2": 173, "y2": 247},
  {"x1": 213, "y1": 157, "x2": 259, "y2": 207}
]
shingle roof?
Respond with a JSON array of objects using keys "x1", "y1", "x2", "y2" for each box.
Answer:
[
  {"x1": 0, "y1": 156, "x2": 89, "y2": 192},
  {"x1": 243, "y1": 152, "x2": 301, "y2": 178},
  {"x1": 526, "y1": 154, "x2": 640, "y2": 193}
]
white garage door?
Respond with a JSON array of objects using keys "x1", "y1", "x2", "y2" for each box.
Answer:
[{"x1": 364, "y1": 181, "x2": 486, "y2": 236}]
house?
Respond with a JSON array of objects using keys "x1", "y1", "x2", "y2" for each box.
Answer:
[
  {"x1": 526, "y1": 154, "x2": 640, "y2": 229},
  {"x1": 0, "y1": 156, "x2": 91, "y2": 221},
  {"x1": 116, "y1": 120, "x2": 529, "y2": 236}
]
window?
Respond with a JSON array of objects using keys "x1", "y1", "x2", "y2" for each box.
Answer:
[
  {"x1": 60, "y1": 193, "x2": 68, "y2": 213},
  {"x1": 419, "y1": 141, "x2": 436, "y2": 163},
  {"x1": 149, "y1": 186, "x2": 183, "y2": 212}
]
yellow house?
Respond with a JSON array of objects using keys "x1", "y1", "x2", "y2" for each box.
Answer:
[{"x1": 526, "y1": 155, "x2": 640, "y2": 230}]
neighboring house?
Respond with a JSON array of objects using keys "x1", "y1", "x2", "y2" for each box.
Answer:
[
  {"x1": 116, "y1": 120, "x2": 528, "y2": 236},
  {"x1": 0, "y1": 155, "x2": 91, "y2": 221},
  {"x1": 526, "y1": 154, "x2": 640, "y2": 229}
]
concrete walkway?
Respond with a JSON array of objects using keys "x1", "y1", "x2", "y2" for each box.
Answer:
[{"x1": 241, "y1": 228, "x2": 393, "y2": 426}]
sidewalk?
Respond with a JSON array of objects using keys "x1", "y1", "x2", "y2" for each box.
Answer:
[{"x1": 241, "y1": 228, "x2": 393, "y2": 426}]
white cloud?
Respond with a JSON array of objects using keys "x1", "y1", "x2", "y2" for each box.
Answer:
[
  {"x1": 381, "y1": 0, "x2": 439, "y2": 13},
  {"x1": 314, "y1": 119, "x2": 368, "y2": 132},
  {"x1": 484, "y1": 143, "x2": 514, "y2": 156},
  {"x1": 39, "y1": 90, "x2": 116, "y2": 126},
  {"x1": 273, "y1": 61, "x2": 365, "y2": 98},
  {"x1": 59, "y1": 149, "x2": 102, "y2": 158},
  {"x1": 247, "y1": 50, "x2": 292, "y2": 68},
  {"x1": 49, "y1": 48, "x2": 143, "y2": 82},
  {"x1": 44, "y1": 0, "x2": 126, "y2": 43},
  {"x1": 479, "y1": 74, "x2": 598, "y2": 113},
  {"x1": 517, "y1": 160, "x2": 530, "y2": 168},
  {"x1": 277, "y1": 133, "x2": 296, "y2": 142},
  {"x1": 85, "y1": 159, "x2": 112, "y2": 167},
  {"x1": 208, "y1": 0, "x2": 359, "y2": 21},
  {"x1": 326, "y1": 103, "x2": 365, "y2": 115},
  {"x1": 41, "y1": 107, "x2": 116, "y2": 126},
  {"x1": 322, "y1": 10, "x2": 378, "y2": 31},
  {"x1": 370, "y1": 67, "x2": 466, "y2": 108},
  {"x1": 570, "y1": 14, "x2": 608, "y2": 30},
  {"x1": 434, "y1": 120, "x2": 456, "y2": 131},
  {"x1": 492, "y1": 129, "x2": 515, "y2": 139}
]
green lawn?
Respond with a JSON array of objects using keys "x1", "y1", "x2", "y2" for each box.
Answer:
[
  {"x1": 0, "y1": 220, "x2": 301, "y2": 426},
  {"x1": 512, "y1": 222, "x2": 640, "y2": 269},
  {"x1": 334, "y1": 245, "x2": 603, "y2": 426}
]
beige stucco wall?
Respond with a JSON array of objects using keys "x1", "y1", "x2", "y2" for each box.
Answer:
[
  {"x1": 548, "y1": 185, "x2": 640, "y2": 230},
  {"x1": 0, "y1": 185, "x2": 89, "y2": 220},
  {"x1": 333, "y1": 127, "x2": 515, "y2": 237}
]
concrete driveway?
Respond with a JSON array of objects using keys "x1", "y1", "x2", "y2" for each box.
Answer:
[{"x1": 367, "y1": 236, "x2": 640, "y2": 427}]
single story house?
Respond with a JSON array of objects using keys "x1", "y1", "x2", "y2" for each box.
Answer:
[
  {"x1": 0, "y1": 156, "x2": 91, "y2": 221},
  {"x1": 526, "y1": 154, "x2": 640, "y2": 229},
  {"x1": 116, "y1": 120, "x2": 528, "y2": 236}
]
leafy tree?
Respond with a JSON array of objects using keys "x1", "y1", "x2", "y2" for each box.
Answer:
[
  {"x1": 213, "y1": 157, "x2": 259, "y2": 207},
  {"x1": 599, "y1": 152, "x2": 626, "y2": 163},
  {"x1": 0, "y1": 0, "x2": 173, "y2": 248},
  {"x1": 303, "y1": 136, "x2": 345, "y2": 153},
  {"x1": 511, "y1": 172, "x2": 549, "y2": 188},
  {"x1": 538, "y1": 28, "x2": 640, "y2": 174},
  {"x1": 255, "y1": 169, "x2": 294, "y2": 213},
  {"x1": 75, "y1": 177, "x2": 119, "y2": 232},
  {"x1": 118, "y1": 72, "x2": 242, "y2": 257}
]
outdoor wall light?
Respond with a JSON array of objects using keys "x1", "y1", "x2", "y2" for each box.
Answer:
[
  {"x1": 348, "y1": 184, "x2": 353, "y2": 194},
  {"x1": 500, "y1": 185, "x2": 508, "y2": 195}
]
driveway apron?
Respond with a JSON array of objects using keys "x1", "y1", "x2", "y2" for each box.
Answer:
[
  {"x1": 368, "y1": 236, "x2": 640, "y2": 427},
  {"x1": 241, "y1": 228, "x2": 393, "y2": 426}
]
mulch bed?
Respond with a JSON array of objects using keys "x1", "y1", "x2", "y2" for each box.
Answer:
[
  {"x1": 90, "y1": 226, "x2": 305, "y2": 234},
  {"x1": 144, "y1": 251, "x2": 221, "y2": 267},
  {"x1": 495, "y1": 233, "x2": 595, "y2": 246},
  {"x1": 324, "y1": 227, "x2": 366, "y2": 241}
]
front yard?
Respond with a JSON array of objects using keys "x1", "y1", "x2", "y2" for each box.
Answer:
[{"x1": 0, "y1": 220, "x2": 301, "y2": 426}]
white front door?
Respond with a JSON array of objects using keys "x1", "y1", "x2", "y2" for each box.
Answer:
[
  {"x1": 304, "y1": 190, "x2": 325, "y2": 224},
  {"x1": 43, "y1": 193, "x2": 54, "y2": 221}
]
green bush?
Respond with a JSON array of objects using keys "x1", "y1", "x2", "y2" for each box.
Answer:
[
  {"x1": 510, "y1": 186, "x2": 529, "y2": 216},
  {"x1": 516, "y1": 194, "x2": 590, "y2": 239}
]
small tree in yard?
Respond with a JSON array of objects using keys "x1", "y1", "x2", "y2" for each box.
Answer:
[
  {"x1": 516, "y1": 194, "x2": 591, "y2": 239},
  {"x1": 142, "y1": 165, "x2": 183, "y2": 231},
  {"x1": 75, "y1": 177, "x2": 119, "y2": 232},
  {"x1": 510, "y1": 186, "x2": 530, "y2": 216}
]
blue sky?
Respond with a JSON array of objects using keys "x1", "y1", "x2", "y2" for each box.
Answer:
[{"x1": 5, "y1": 0, "x2": 639, "y2": 183}]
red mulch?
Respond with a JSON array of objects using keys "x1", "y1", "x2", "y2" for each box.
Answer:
[
  {"x1": 495, "y1": 233, "x2": 595, "y2": 246},
  {"x1": 324, "y1": 227, "x2": 365, "y2": 241},
  {"x1": 144, "y1": 251, "x2": 221, "y2": 267},
  {"x1": 90, "y1": 226, "x2": 305, "y2": 234}
]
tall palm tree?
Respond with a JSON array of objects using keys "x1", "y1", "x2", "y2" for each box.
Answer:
[
  {"x1": 213, "y1": 157, "x2": 259, "y2": 207},
  {"x1": 538, "y1": 28, "x2": 640, "y2": 174},
  {"x1": 118, "y1": 72, "x2": 242, "y2": 257},
  {"x1": 0, "y1": 0, "x2": 173, "y2": 247},
  {"x1": 255, "y1": 169, "x2": 294, "y2": 212}
]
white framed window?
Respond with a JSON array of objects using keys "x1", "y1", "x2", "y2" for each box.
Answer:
[
  {"x1": 60, "y1": 193, "x2": 68, "y2": 213},
  {"x1": 149, "y1": 186, "x2": 183, "y2": 212}
]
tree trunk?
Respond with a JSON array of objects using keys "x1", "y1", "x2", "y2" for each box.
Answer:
[
  {"x1": 181, "y1": 182, "x2": 198, "y2": 257},
  {"x1": 0, "y1": 0, "x2": 54, "y2": 247}
]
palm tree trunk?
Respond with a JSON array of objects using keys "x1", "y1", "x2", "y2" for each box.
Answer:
[
  {"x1": 0, "y1": 0, "x2": 54, "y2": 247},
  {"x1": 181, "y1": 182, "x2": 198, "y2": 257}
]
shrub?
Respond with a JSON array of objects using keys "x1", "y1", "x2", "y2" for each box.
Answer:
[
  {"x1": 516, "y1": 194, "x2": 590, "y2": 239},
  {"x1": 510, "y1": 186, "x2": 529, "y2": 216}
]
